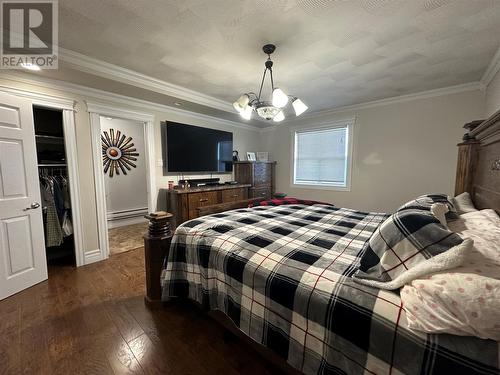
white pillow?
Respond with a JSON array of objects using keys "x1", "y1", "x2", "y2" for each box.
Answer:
[
  {"x1": 401, "y1": 210, "x2": 500, "y2": 340},
  {"x1": 451, "y1": 192, "x2": 477, "y2": 214}
]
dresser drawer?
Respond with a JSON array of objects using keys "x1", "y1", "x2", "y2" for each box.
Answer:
[
  {"x1": 188, "y1": 191, "x2": 218, "y2": 219},
  {"x1": 254, "y1": 163, "x2": 272, "y2": 187},
  {"x1": 251, "y1": 187, "x2": 272, "y2": 199},
  {"x1": 221, "y1": 188, "x2": 247, "y2": 203}
]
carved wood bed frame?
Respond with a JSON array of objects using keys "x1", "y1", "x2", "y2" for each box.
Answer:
[
  {"x1": 455, "y1": 108, "x2": 500, "y2": 213},
  {"x1": 143, "y1": 107, "x2": 500, "y2": 373}
]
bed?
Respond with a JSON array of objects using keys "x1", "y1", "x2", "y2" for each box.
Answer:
[{"x1": 147, "y1": 109, "x2": 500, "y2": 374}]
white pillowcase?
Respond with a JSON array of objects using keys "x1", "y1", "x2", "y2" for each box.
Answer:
[
  {"x1": 451, "y1": 192, "x2": 478, "y2": 214},
  {"x1": 400, "y1": 209, "x2": 500, "y2": 340}
]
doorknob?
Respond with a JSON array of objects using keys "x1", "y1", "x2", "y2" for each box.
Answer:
[{"x1": 23, "y1": 202, "x2": 40, "y2": 211}]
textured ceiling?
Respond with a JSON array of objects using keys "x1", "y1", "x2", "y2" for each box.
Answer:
[{"x1": 58, "y1": 0, "x2": 500, "y2": 114}]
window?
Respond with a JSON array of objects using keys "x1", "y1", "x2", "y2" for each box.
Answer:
[{"x1": 292, "y1": 121, "x2": 353, "y2": 190}]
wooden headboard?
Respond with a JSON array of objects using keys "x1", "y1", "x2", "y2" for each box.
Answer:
[{"x1": 455, "y1": 108, "x2": 500, "y2": 213}]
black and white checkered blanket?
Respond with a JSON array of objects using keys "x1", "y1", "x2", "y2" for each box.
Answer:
[{"x1": 161, "y1": 204, "x2": 499, "y2": 375}]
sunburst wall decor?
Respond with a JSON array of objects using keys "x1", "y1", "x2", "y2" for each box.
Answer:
[{"x1": 101, "y1": 129, "x2": 139, "y2": 177}]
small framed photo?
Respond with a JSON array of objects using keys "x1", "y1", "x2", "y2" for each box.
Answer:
[
  {"x1": 256, "y1": 152, "x2": 269, "y2": 162},
  {"x1": 246, "y1": 152, "x2": 256, "y2": 161}
]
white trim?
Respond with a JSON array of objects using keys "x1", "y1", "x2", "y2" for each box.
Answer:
[
  {"x1": 144, "y1": 120, "x2": 157, "y2": 212},
  {"x1": 296, "y1": 82, "x2": 482, "y2": 121},
  {"x1": 107, "y1": 216, "x2": 147, "y2": 229},
  {"x1": 0, "y1": 70, "x2": 483, "y2": 133},
  {"x1": 83, "y1": 249, "x2": 103, "y2": 265},
  {"x1": 261, "y1": 82, "x2": 482, "y2": 134},
  {"x1": 1, "y1": 73, "x2": 262, "y2": 132},
  {"x1": 0, "y1": 87, "x2": 85, "y2": 267},
  {"x1": 86, "y1": 101, "x2": 155, "y2": 122},
  {"x1": 0, "y1": 85, "x2": 76, "y2": 110},
  {"x1": 88, "y1": 103, "x2": 156, "y2": 261},
  {"x1": 480, "y1": 45, "x2": 500, "y2": 87},
  {"x1": 290, "y1": 119, "x2": 355, "y2": 192},
  {"x1": 62, "y1": 109, "x2": 85, "y2": 267},
  {"x1": 89, "y1": 112, "x2": 109, "y2": 262},
  {"x1": 107, "y1": 207, "x2": 148, "y2": 221},
  {"x1": 59, "y1": 48, "x2": 234, "y2": 113}
]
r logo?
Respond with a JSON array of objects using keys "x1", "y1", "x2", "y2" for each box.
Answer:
[
  {"x1": 2, "y1": 2, "x2": 53, "y2": 54},
  {"x1": 1, "y1": 1, "x2": 58, "y2": 69}
]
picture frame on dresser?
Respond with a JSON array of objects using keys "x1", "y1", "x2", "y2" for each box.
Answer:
[{"x1": 246, "y1": 152, "x2": 256, "y2": 161}]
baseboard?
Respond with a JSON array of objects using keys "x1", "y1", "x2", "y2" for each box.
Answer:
[
  {"x1": 107, "y1": 207, "x2": 148, "y2": 229},
  {"x1": 108, "y1": 216, "x2": 147, "y2": 229},
  {"x1": 84, "y1": 249, "x2": 104, "y2": 265}
]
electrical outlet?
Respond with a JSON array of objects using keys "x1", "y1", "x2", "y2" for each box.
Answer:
[{"x1": 156, "y1": 159, "x2": 163, "y2": 167}]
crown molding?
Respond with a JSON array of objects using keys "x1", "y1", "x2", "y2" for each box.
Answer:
[
  {"x1": 58, "y1": 48, "x2": 234, "y2": 113},
  {"x1": 0, "y1": 72, "x2": 261, "y2": 132},
  {"x1": 296, "y1": 82, "x2": 483, "y2": 121},
  {"x1": 480, "y1": 45, "x2": 500, "y2": 87},
  {"x1": 260, "y1": 81, "x2": 483, "y2": 133}
]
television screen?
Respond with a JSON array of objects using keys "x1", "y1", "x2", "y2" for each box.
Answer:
[{"x1": 162, "y1": 122, "x2": 233, "y2": 173}]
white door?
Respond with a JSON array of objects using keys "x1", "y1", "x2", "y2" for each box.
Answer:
[{"x1": 0, "y1": 92, "x2": 47, "y2": 300}]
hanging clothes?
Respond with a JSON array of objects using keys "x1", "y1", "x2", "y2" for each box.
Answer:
[
  {"x1": 39, "y1": 171, "x2": 73, "y2": 246},
  {"x1": 40, "y1": 178, "x2": 64, "y2": 247}
]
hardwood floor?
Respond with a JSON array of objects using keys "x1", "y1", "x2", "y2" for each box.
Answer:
[
  {"x1": 108, "y1": 223, "x2": 148, "y2": 256},
  {"x1": 0, "y1": 248, "x2": 274, "y2": 375}
]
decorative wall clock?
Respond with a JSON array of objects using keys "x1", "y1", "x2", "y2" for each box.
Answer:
[{"x1": 101, "y1": 129, "x2": 139, "y2": 177}]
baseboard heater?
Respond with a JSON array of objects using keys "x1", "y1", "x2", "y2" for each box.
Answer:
[{"x1": 107, "y1": 207, "x2": 148, "y2": 221}]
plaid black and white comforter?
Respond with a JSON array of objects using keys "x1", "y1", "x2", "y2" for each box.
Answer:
[{"x1": 161, "y1": 204, "x2": 499, "y2": 375}]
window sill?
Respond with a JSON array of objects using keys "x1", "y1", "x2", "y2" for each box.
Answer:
[{"x1": 290, "y1": 183, "x2": 351, "y2": 192}]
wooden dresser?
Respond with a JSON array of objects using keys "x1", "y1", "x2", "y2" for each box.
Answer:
[
  {"x1": 167, "y1": 184, "x2": 251, "y2": 228},
  {"x1": 234, "y1": 161, "x2": 276, "y2": 200}
]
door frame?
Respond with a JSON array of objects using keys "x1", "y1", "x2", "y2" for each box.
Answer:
[
  {"x1": 87, "y1": 101, "x2": 155, "y2": 261},
  {"x1": 0, "y1": 86, "x2": 85, "y2": 266}
]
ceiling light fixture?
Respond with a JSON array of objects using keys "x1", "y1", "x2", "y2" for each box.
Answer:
[{"x1": 233, "y1": 44, "x2": 308, "y2": 122}]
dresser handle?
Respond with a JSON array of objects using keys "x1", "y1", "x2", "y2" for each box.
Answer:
[
  {"x1": 261, "y1": 192, "x2": 266, "y2": 196},
  {"x1": 232, "y1": 194, "x2": 239, "y2": 197},
  {"x1": 199, "y1": 198, "x2": 208, "y2": 202}
]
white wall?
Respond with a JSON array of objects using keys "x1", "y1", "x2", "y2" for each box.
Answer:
[
  {"x1": 101, "y1": 117, "x2": 148, "y2": 215},
  {"x1": 485, "y1": 69, "x2": 500, "y2": 117},
  {"x1": 261, "y1": 90, "x2": 484, "y2": 213}
]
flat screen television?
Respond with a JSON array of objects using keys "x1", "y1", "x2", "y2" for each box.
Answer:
[{"x1": 162, "y1": 122, "x2": 233, "y2": 173}]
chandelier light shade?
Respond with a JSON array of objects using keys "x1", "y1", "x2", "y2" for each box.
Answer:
[
  {"x1": 240, "y1": 104, "x2": 253, "y2": 120},
  {"x1": 272, "y1": 88, "x2": 288, "y2": 108},
  {"x1": 273, "y1": 110, "x2": 285, "y2": 122},
  {"x1": 233, "y1": 94, "x2": 250, "y2": 113},
  {"x1": 292, "y1": 98, "x2": 309, "y2": 116},
  {"x1": 232, "y1": 44, "x2": 308, "y2": 122}
]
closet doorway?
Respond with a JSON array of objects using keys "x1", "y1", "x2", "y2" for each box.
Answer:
[
  {"x1": 35, "y1": 107, "x2": 76, "y2": 266},
  {"x1": 88, "y1": 102, "x2": 155, "y2": 261},
  {"x1": 101, "y1": 117, "x2": 149, "y2": 256}
]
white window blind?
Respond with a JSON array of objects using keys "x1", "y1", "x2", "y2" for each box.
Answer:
[{"x1": 293, "y1": 125, "x2": 350, "y2": 188}]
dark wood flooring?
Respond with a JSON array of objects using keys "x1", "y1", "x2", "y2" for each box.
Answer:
[{"x1": 0, "y1": 248, "x2": 274, "y2": 375}]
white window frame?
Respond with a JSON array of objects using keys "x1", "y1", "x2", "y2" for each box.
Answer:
[{"x1": 290, "y1": 118, "x2": 354, "y2": 191}]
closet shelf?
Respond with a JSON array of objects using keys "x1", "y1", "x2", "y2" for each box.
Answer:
[
  {"x1": 38, "y1": 163, "x2": 67, "y2": 167},
  {"x1": 36, "y1": 134, "x2": 64, "y2": 139}
]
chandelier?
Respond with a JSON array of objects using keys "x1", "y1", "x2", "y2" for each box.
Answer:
[{"x1": 233, "y1": 44, "x2": 308, "y2": 122}]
